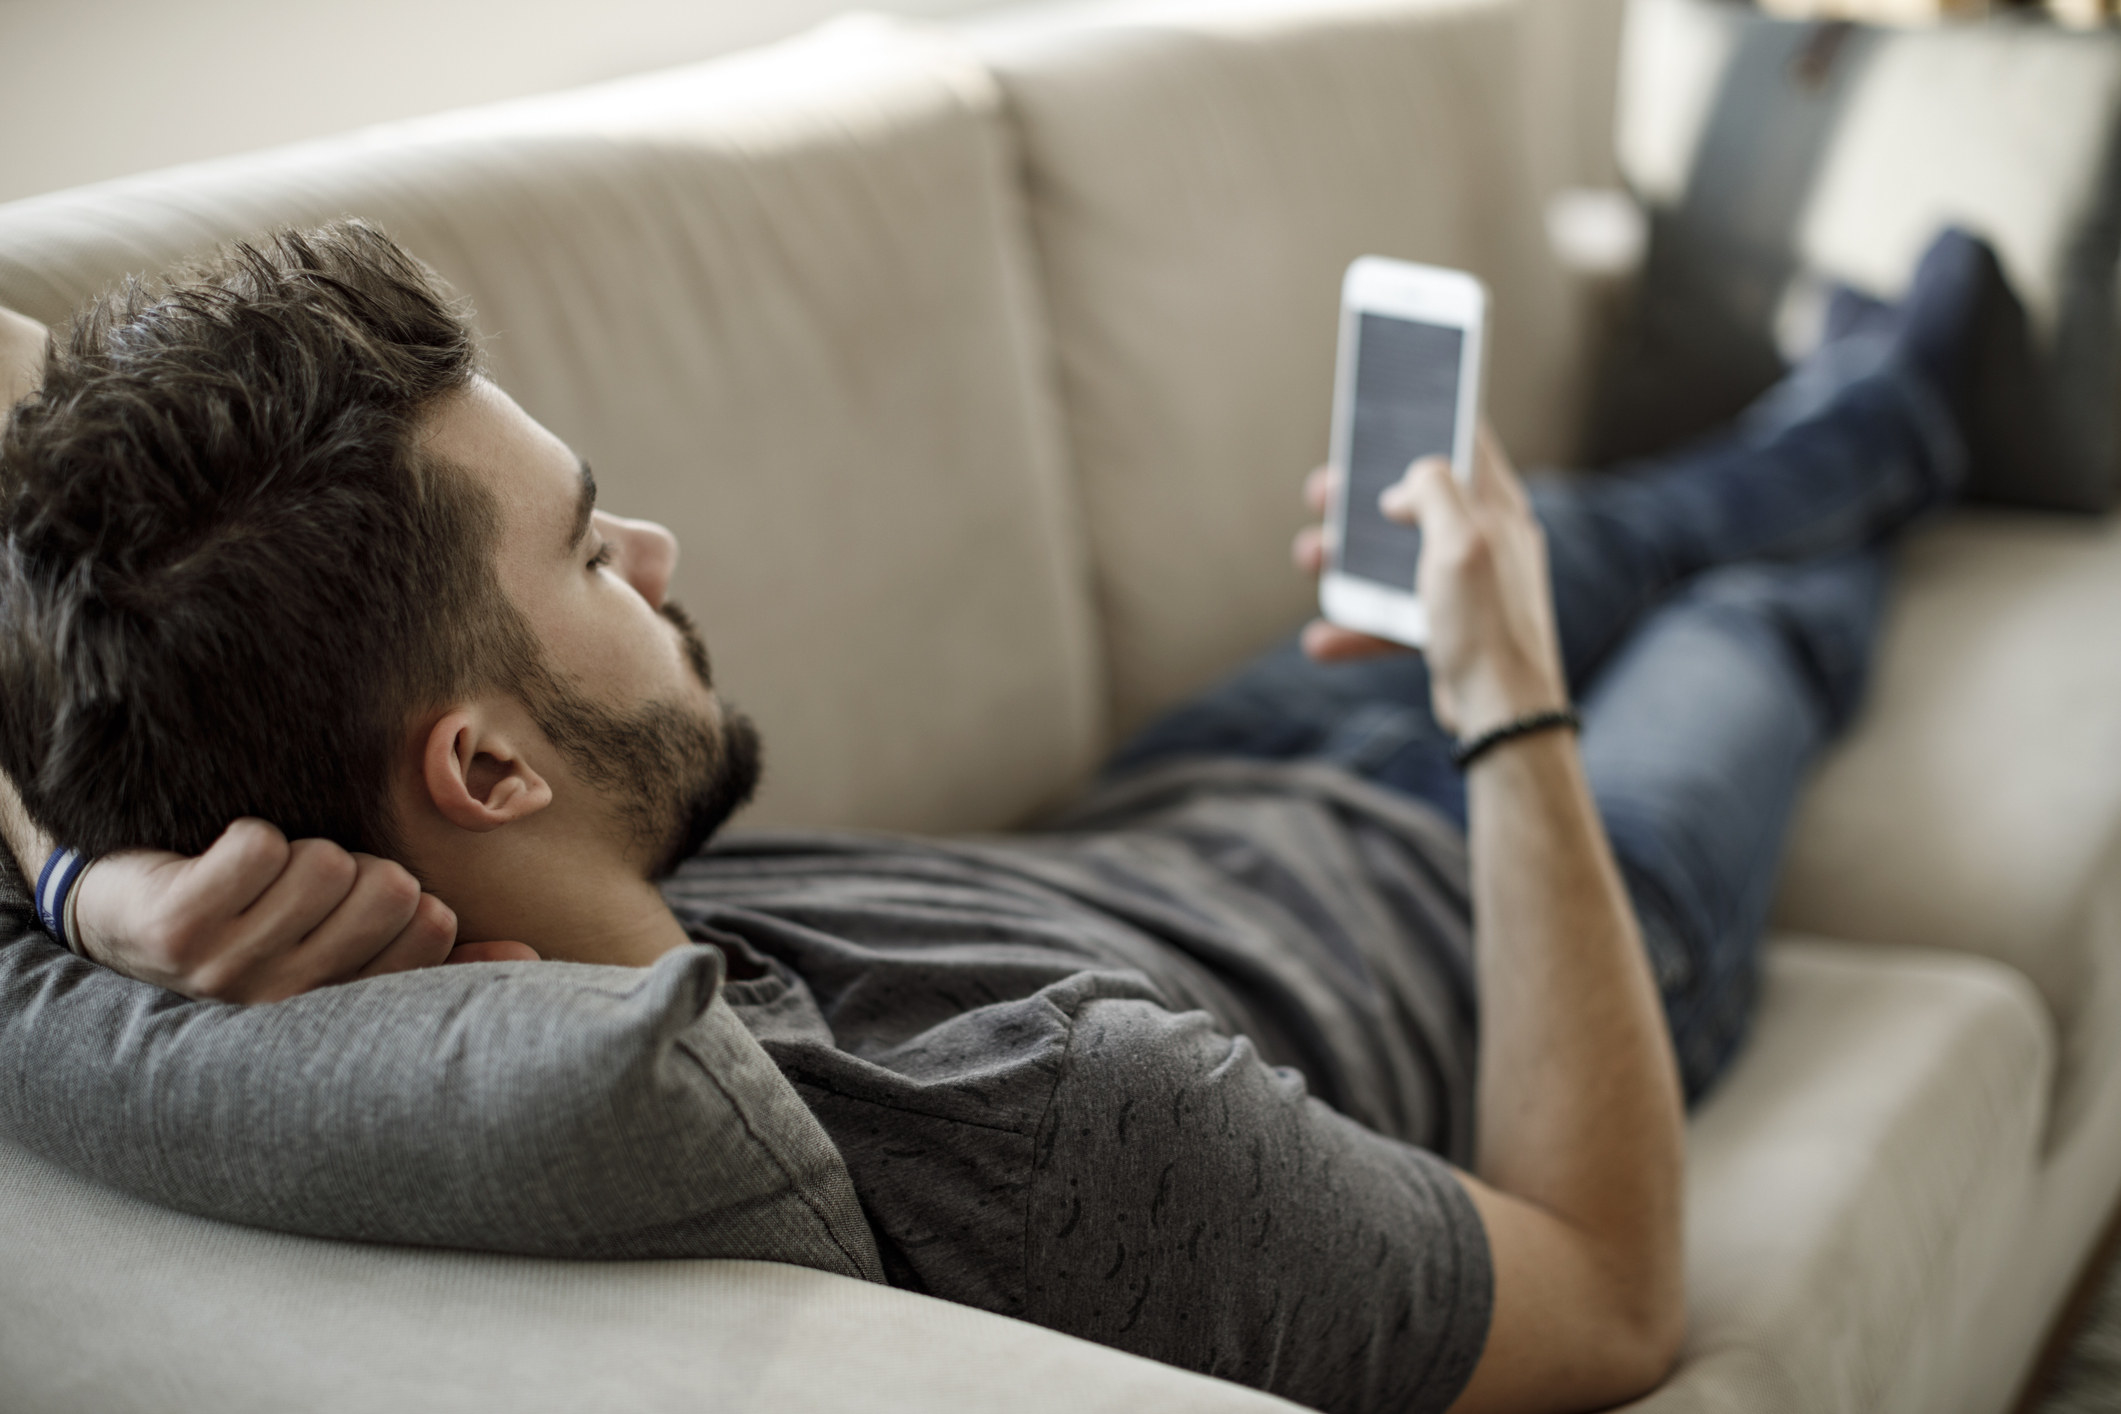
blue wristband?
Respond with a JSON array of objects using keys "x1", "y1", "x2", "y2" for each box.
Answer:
[{"x1": 35, "y1": 847, "x2": 88, "y2": 953}]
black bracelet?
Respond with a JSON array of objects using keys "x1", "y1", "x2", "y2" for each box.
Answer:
[{"x1": 1450, "y1": 707, "x2": 1581, "y2": 770}]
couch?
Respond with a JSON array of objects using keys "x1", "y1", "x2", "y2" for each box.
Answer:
[{"x1": 2, "y1": 1, "x2": 2117, "y2": 1410}]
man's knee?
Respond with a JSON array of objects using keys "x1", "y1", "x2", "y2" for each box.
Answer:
[{"x1": 1675, "y1": 554, "x2": 1888, "y2": 733}]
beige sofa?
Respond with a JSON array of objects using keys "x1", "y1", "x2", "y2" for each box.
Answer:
[{"x1": 2, "y1": 2, "x2": 2117, "y2": 1410}]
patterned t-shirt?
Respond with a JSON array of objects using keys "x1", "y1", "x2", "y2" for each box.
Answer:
[{"x1": 660, "y1": 758, "x2": 1491, "y2": 1414}]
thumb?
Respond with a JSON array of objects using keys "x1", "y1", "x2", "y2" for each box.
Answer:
[{"x1": 1382, "y1": 455, "x2": 1467, "y2": 529}]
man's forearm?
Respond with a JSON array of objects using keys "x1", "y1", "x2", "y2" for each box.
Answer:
[
  {"x1": 1469, "y1": 732, "x2": 1685, "y2": 1333},
  {"x1": 0, "y1": 306, "x2": 54, "y2": 885},
  {"x1": 0, "y1": 770, "x2": 53, "y2": 888}
]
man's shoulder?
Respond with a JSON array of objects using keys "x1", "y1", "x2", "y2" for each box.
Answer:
[{"x1": 745, "y1": 967, "x2": 1176, "y2": 1315}]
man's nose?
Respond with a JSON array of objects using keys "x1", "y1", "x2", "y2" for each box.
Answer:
[{"x1": 600, "y1": 512, "x2": 679, "y2": 609}]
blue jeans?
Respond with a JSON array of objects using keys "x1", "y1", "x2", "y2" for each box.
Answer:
[{"x1": 1107, "y1": 339, "x2": 1965, "y2": 1102}]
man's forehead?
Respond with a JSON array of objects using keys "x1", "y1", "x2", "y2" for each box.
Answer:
[{"x1": 421, "y1": 377, "x2": 586, "y2": 544}]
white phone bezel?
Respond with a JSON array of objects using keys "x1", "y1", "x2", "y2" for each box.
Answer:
[{"x1": 1319, "y1": 255, "x2": 1487, "y2": 649}]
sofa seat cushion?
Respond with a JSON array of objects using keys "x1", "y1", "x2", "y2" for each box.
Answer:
[
  {"x1": 980, "y1": 0, "x2": 1590, "y2": 736},
  {"x1": 1630, "y1": 939, "x2": 2052, "y2": 1414},
  {"x1": 1774, "y1": 509, "x2": 2121, "y2": 1141},
  {"x1": 0, "y1": 1137, "x2": 1299, "y2": 1414},
  {"x1": 0, "y1": 19, "x2": 1101, "y2": 837}
]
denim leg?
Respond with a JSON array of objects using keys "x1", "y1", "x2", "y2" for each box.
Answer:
[
  {"x1": 1106, "y1": 344, "x2": 1921, "y2": 1102},
  {"x1": 1104, "y1": 636, "x2": 1469, "y2": 826},
  {"x1": 1533, "y1": 341, "x2": 1961, "y2": 686},
  {"x1": 1112, "y1": 343, "x2": 1955, "y2": 809},
  {"x1": 1580, "y1": 549, "x2": 1891, "y2": 1103}
]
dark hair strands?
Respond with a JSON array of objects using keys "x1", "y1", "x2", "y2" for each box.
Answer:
[{"x1": 0, "y1": 220, "x2": 536, "y2": 861}]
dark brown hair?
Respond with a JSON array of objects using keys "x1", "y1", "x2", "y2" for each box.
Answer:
[{"x1": 0, "y1": 220, "x2": 524, "y2": 859}]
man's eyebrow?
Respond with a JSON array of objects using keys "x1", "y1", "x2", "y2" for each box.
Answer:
[{"x1": 567, "y1": 459, "x2": 597, "y2": 552}]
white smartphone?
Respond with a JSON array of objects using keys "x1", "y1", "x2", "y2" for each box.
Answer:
[{"x1": 1320, "y1": 256, "x2": 1488, "y2": 648}]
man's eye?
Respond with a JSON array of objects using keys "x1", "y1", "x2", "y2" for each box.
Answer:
[{"x1": 587, "y1": 544, "x2": 614, "y2": 572}]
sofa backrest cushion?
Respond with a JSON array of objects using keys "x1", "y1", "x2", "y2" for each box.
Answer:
[
  {"x1": 0, "y1": 19, "x2": 1101, "y2": 837},
  {"x1": 0, "y1": 911, "x2": 883, "y2": 1276},
  {"x1": 981, "y1": 0, "x2": 1593, "y2": 735},
  {"x1": 1608, "y1": 0, "x2": 2121, "y2": 511}
]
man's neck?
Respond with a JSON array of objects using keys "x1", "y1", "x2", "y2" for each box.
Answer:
[{"x1": 436, "y1": 851, "x2": 695, "y2": 968}]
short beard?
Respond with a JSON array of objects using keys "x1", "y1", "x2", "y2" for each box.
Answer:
[{"x1": 522, "y1": 599, "x2": 762, "y2": 878}]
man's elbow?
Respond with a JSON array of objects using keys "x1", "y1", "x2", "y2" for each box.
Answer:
[{"x1": 1590, "y1": 1292, "x2": 1686, "y2": 1406}]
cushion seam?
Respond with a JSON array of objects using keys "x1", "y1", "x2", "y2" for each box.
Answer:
[{"x1": 674, "y1": 1031, "x2": 882, "y2": 1283}]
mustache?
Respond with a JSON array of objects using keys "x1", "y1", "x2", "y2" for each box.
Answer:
[{"x1": 659, "y1": 599, "x2": 714, "y2": 689}]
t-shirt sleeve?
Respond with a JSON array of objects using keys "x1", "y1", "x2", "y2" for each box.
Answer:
[{"x1": 1025, "y1": 996, "x2": 1491, "y2": 1414}]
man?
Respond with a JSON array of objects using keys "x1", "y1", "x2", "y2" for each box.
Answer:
[{"x1": 0, "y1": 219, "x2": 2018, "y2": 1414}]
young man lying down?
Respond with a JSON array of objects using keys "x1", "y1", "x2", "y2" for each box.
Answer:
[{"x1": 0, "y1": 220, "x2": 2030, "y2": 1414}]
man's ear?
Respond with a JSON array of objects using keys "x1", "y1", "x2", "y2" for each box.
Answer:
[{"x1": 421, "y1": 708, "x2": 554, "y2": 832}]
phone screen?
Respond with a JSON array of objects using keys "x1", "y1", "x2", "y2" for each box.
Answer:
[{"x1": 1338, "y1": 311, "x2": 1465, "y2": 591}]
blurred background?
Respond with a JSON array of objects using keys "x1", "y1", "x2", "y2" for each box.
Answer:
[
  {"x1": 1, "y1": 0, "x2": 2111, "y2": 206},
  {"x1": 0, "y1": 0, "x2": 1007, "y2": 203}
]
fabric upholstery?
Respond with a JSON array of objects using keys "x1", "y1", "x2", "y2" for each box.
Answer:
[
  {"x1": 0, "y1": 918, "x2": 882, "y2": 1278},
  {"x1": 1944, "y1": 964, "x2": 2121, "y2": 1414},
  {"x1": 1626, "y1": 939, "x2": 2052, "y2": 1414},
  {"x1": 1608, "y1": 0, "x2": 2121, "y2": 510},
  {"x1": 1774, "y1": 509, "x2": 2121, "y2": 1144},
  {"x1": 979, "y1": 0, "x2": 1589, "y2": 735},
  {"x1": 1517, "y1": 0, "x2": 1630, "y2": 199},
  {"x1": 0, "y1": 19, "x2": 1101, "y2": 837},
  {"x1": 0, "y1": 1137, "x2": 1299, "y2": 1414}
]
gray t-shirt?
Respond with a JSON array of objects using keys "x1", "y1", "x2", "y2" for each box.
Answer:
[{"x1": 661, "y1": 759, "x2": 1492, "y2": 1414}]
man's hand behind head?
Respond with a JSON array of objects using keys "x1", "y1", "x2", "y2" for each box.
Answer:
[{"x1": 71, "y1": 821, "x2": 537, "y2": 1003}]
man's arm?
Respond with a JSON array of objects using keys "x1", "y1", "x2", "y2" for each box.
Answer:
[
  {"x1": 1298, "y1": 434, "x2": 1685, "y2": 1413},
  {"x1": 1452, "y1": 736, "x2": 1685, "y2": 1411}
]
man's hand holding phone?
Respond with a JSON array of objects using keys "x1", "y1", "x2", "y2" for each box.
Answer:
[{"x1": 1294, "y1": 424, "x2": 1569, "y2": 738}]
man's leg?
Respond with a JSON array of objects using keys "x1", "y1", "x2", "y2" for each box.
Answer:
[
  {"x1": 1105, "y1": 230, "x2": 2013, "y2": 1105},
  {"x1": 1577, "y1": 549, "x2": 1889, "y2": 1101},
  {"x1": 1106, "y1": 337, "x2": 1956, "y2": 824},
  {"x1": 1105, "y1": 551, "x2": 1891, "y2": 1108},
  {"x1": 1113, "y1": 228, "x2": 2007, "y2": 796},
  {"x1": 1534, "y1": 334, "x2": 1959, "y2": 686}
]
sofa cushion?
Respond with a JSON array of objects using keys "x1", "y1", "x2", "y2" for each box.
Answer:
[
  {"x1": 1774, "y1": 509, "x2": 2121, "y2": 1143},
  {"x1": 0, "y1": 916, "x2": 882, "y2": 1276},
  {"x1": 0, "y1": 19, "x2": 1100, "y2": 837},
  {"x1": 1607, "y1": 0, "x2": 2121, "y2": 510},
  {"x1": 0, "y1": 1140, "x2": 1299, "y2": 1414},
  {"x1": 981, "y1": 0, "x2": 1590, "y2": 736},
  {"x1": 1629, "y1": 939, "x2": 2051, "y2": 1414}
]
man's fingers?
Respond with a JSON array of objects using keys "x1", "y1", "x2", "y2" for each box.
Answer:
[
  {"x1": 445, "y1": 940, "x2": 540, "y2": 965},
  {"x1": 1471, "y1": 422, "x2": 1529, "y2": 513},
  {"x1": 1300, "y1": 618, "x2": 1404, "y2": 662},
  {"x1": 1292, "y1": 524, "x2": 1327, "y2": 576},
  {"x1": 235, "y1": 837, "x2": 361, "y2": 945},
  {"x1": 346, "y1": 892, "x2": 461, "y2": 982},
  {"x1": 1383, "y1": 455, "x2": 1465, "y2": 528},
  {"x1": 176, "y1": 818, "x2": 296, "y2": 924},
  {"x1": 1304, "y1": 464, "x2": 1336, "y2": 516},
  {"x1": 245, "y1": 854, "x2": 432, "y2": 995},
  {"x1": 117, "y1": 820, "x2": 305, "y2": 986}
]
